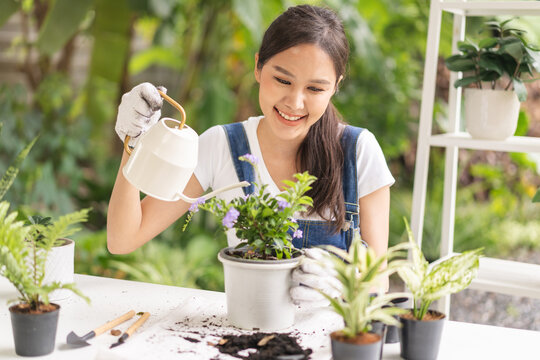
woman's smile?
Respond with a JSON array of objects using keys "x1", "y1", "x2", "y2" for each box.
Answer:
[{"x1": 274, "y1": 107, "x2": 307, "y2": 126}]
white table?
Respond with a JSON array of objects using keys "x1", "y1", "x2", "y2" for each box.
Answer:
[{"x1": 1, "y1": 274, "x2": 539, "y2": 359}]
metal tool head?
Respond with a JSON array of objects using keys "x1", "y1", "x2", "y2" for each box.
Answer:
[
  {"x1": 66, "y1": 330, "x2": 95, "y2": 347},
  {"x1": 110, "y1": 333, "x2": 129, "y2": 349}
]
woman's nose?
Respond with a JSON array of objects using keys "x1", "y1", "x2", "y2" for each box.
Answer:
[{"x1": 284, "y1": 88, "x2": 305, "y2": 111}]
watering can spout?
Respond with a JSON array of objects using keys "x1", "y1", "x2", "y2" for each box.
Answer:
[{"x1": 178, "y1": 181, "x2": 251, "y2": 203}]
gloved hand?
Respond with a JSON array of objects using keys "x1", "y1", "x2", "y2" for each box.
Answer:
[
  {"x1": 290, "y1": 247, "x2": 342, "y2": 306},
  {"x1": 115, "y1": 82, "x2": 166, "y2": 148}
]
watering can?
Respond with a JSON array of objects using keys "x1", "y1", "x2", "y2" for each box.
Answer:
[{"x1": 122, "y1": 90, "x2": 249, "y2": 203}]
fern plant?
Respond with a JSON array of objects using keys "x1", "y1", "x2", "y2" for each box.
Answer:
[
  {"x1": 0, "y1": 201, "x2": 91, "y2": 309},
  {"x1": 398, "y1": 219, "x2": 482, "y2": 320},
  {"x1": 316, "y1": 233, "x2": 410, "y2": 338}
]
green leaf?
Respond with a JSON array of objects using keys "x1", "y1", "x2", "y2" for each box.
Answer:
[
  {"x1": 478, "y1": 54, "x2": 504, "y2": 75},
  {"x1": 0, "y1": 0, "x2": 19, "y2": 28},
  {"x1": 501, "y1": 41, "x2": 524, "y2": 62},
  {"x1": 0, "y1": 136, "x2": 38, "y2": 201},
  {"x1": 513, "y1": 78, "x2": 527, "y2": 101},
  {"x1": 457, "y1": 41, "x2": 477, "y2": 54},
  {"x1": 533, "y1": 188, "x2": 540, "y2": 203},
  {"x1": 445, "y1": 55, "x2": 475, "y2": 72},
  {"x1": 454, "y1": 76, "x2": 480, "y2": 88},
  {"x1": 36, "y1": 0, "x2": 94, "y2": 56},
  {"x1": 478, "y1": 38, "x2": 498, "y2": 49},
  {"x1": 232, "y1": 0, "x2": 263, "y2": 43}
]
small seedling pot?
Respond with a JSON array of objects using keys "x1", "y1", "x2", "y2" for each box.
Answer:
[
  {"x1": 330, "y1": 330, "x2": 382, "y2": 360},
  {"x1": 384, "y1": 296, "x2": 409, "y2": 344},
  {"x1": 9, "y1": 303, "x2": 60, "y2": 357},
  {"x1": 218, "y1": 247, "x2": 301, "y2": 331},
  {"x1": 399, "y1": 309, "x2": 446, "y2": 360}
]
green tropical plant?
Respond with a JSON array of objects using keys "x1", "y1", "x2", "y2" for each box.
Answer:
[
  {"x1": 316, "y1": 233, "x2": 410, "y2": 338},
  {"x1": 445, "y1": 19, "x2": 540, "y2": 101},
  {"x1": 186, "y1": 154, "x2": 316, "y2": 260},
  {"x1": 398, "y1": 218, "x2": 482, "y2": 320},
  {"x1": 0, "y1": 202, "x2": 91, "y2": 309}
]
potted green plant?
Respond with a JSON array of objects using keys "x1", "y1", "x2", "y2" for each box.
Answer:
[
  {"x1": 445, "y1": 19, "x2": 540, "y2": 140},
  {"x1": 397, "y1": 219, "x2": 482, "y2": 360},
  {"x1": 314, "y1": 233, "x2": 410, "y2": 360},
  {"x1": 0, "y1": 202, "x2": 91, "y2": 356},
  {"x1": 186, "y1": 154, "x2": 316, "y2": 331}
]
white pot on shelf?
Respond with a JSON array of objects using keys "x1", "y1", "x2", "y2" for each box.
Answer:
[
  {"x1": 43, "y1": 238, "x2": 74, "y2": 301},
  {"x1": 464, "y1": 88, "x2": 520, "y2": 140},
  {"x1": 218, "y1": 247, "x2": 301, "y2": 331}
]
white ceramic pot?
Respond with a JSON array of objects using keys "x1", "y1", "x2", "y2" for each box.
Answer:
[
  {"x1": 464, "y1": 88, "x2": 520, "y2": 140},
  {"x1": 43, "y1": 238, "x2": 74, "y2": 301},
  {"x1": 218, "y1": 247, "x2": 301, "y2": 331}
]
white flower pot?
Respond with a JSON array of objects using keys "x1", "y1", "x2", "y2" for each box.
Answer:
[
  {"x1": 43, "y1": 238, "x2": 74, "y2": 301},
  {"x1": 218, "y1": 247, "x2": 301, "y2": 331},
  {"x1": 464, "y1": 88, "x2": 520, "y2": 140}
]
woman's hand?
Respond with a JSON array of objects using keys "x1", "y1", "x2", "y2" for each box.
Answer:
[
  {"x1": 289, "y1": 248, "x2": 342, "y2": 306},
  {"x1": 115, "y1": 83, "x2": 166, "y2": 148}
]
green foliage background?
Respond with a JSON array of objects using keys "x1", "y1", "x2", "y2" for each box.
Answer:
[{"x1": 1, "y1": 0, "x2": 539, "y2": 292}]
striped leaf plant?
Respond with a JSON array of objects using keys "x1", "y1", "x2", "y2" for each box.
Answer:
[
  {"x1": 398, "y1": 218, "x2": 483, "y2": 320},
  {"x1": 316, "y1": 233, "x2": 411, "y2": 338}
]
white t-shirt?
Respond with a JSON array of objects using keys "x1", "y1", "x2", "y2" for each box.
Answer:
[{"x1": 193, "y1": 116, "x2": 395, "y2": 246}]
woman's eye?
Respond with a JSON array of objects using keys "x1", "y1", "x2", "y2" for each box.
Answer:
[
  {"x1": 274, "y1": 77, "x2": 291, "y2": 85},
  {"x1": 308, "y1": 86, "x2": 324, "y2": 92}
]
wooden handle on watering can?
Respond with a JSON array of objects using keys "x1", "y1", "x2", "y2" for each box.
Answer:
[
  {"x1": 125, "y1": 312, "x2": 150, "y2": 337},
  {"x1": 93, "y1": 310, "x2": 136, "y2": 336},
  {"x1": 124, "y1": 89, "x2": 187, "y2": 155}
]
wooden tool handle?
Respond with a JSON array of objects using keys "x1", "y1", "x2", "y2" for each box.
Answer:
[
  {"x1": 125, "y1": 312, "x2": 150, "y2": 337},
  {"x1": 94, "y1": 310, "x2": 136, "y2": 336}
]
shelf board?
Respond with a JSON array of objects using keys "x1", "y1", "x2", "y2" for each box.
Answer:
[
  {"x1": 440, "y1": 1, "x2": 540, "y2": 16},
  {"x1": 429, "y1": 133, "x2": 540, "y2": 153},
  {"x1": 469, "y1": 257, "x2": 540, "y2": 299}
]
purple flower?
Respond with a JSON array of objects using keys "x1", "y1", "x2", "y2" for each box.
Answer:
[
  {"x1": 189, "y1": 197, "x2": 206, "y2": 213},
  {"x1": 222, "y1": 207, "x2": 240, "y2": 229},
  {"x1": 240, "y1": 153, "x2": 258, "y2": 165},
  {"x1": 293, "y1": 229, "x2": 303, "y2": 239},
  {"x1": 277, "y1": 200, "x2": 290, "y2": 210},
  {"x1": 290, "y1": 218, "x2": 297, "y2": 224},
  {"x1": 242, "y1": 194, "x2": 251, "y2": 201}
]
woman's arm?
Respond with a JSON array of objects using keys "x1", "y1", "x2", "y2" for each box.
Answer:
[
  {"x1": 106, "y1": 150, "x2": 204, "y2": 254},
  {"x1": 358, "y1": 185, "x2": 391, "y2": 291}
]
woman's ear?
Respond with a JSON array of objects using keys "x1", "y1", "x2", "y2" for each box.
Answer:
[{"x1": 254, "y1": 53, "x2": 261, "y2": 83}]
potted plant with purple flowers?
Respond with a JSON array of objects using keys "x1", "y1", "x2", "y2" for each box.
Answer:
[{"x1": 186, "y1": 154, "x2": 316, "y2": 331}]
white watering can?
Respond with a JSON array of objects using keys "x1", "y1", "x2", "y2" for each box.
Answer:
[{"x1": 122, "y1": 90, "x2": 249, "y2": 203}]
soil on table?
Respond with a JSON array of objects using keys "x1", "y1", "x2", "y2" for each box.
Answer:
[
  {"x1": 10, "y1": 302, "x2": 59, "y2": 314},
  {"x1": 216, "y1": 332, "x2": 312, "y2": 360}
]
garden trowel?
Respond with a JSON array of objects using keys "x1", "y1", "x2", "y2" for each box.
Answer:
[
  {"x1": 66, "y1": 310, "x2": 136, "y2": 347},
  {"x1": 110, "y1": 312, "x2": 150, "y2": 348}
]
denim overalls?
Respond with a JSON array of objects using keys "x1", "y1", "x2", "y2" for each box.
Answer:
[{"x1": 222, "y1": 123, "x2": 364, "y2": 251}]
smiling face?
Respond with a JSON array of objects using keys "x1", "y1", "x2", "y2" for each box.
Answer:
[{"x1": 255, "y1": 43, "x2": 339, "y2": 142}]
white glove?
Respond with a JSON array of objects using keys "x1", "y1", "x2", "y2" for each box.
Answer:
[
  {"x1": 290, "y1": 247, "x2": 342, "y2": 305},
  {"x1": 115, "y1": 82, "x2": 166, "y2": 148}
]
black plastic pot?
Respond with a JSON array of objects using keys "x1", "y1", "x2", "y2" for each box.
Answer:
[
  {"x1": 9, "y1": 303, "x2": 60, "y2": 357},
  {"x1": 399, "y1": 309, "x2": 446, "y2": 360},
  {"x1": 330, "y1": 330, "x2": 382, "y2": 360},
  {"x1": 385, "y1": 297, "x2": 409, "y2": 344},
  {"x1": 371, "y1": 321, "x2": 386, "y2": 360}
]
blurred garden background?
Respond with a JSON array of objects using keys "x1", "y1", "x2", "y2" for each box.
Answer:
[{"x1": 2, "y1": 0, "x2": 540, "y2": 329}]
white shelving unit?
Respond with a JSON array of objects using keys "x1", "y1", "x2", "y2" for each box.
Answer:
[{"x1": 411, "y1": 0, "x2": 540, "y2": 314}]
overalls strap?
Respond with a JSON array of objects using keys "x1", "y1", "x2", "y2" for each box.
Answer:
[
  {"x1": 222, "y1": 123, "x2": 255, "y2": 195},
  {"x1": 341, "y1": 125, "x2": 363, "y2": 230}
]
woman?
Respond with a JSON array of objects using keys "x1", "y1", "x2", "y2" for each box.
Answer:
[{"x1": 108, "y1": 5, "x2": 394, "y2": 301}]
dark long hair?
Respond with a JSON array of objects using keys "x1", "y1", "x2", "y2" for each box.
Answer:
[{"x1": 257, "y1": 5, "x2": 349, "y2": 232}]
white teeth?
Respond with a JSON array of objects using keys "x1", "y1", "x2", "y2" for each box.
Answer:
[{"x1": 277, "y1": 108, "x2": 303, "y2": 121}]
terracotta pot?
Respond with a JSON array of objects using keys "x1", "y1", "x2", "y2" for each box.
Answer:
[
  {"x1": 399, "y1": 309, "x2": 446, "y2": 360},
  {"x1": 464, "y1": 88, "x2": 520, "y2": 140},
  {"x1": 330, "y1": 330, "x2": 382, "y2": 360},
  {"x1": 218, "y1": 247, "x2": 301, "y2": 331},
  {"x1": 9, "y1": 303, "x2": 60, "y2": 357}
]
